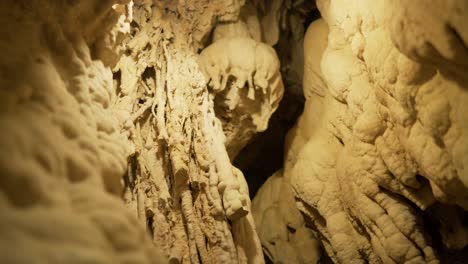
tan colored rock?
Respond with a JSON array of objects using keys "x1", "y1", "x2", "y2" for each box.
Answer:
[
  {"x1": 0, "y1": 0, "x2": 164, "y2": 263},
  {"x1": 252, "y1": 171, "x2": 321, "y2": 264},
  {"x1": 199, "y1": 37, "x2": 284, "y2": 158},
  {"x1": 3, "y1": 0, "x2": 467, "y2": 263},
  {"x1": 114, "y1": 1, "x2": 266, "y2": 263},
  {"x1": 1, "y1": 0, "x2": 274, "y2": 263},
  {"x1": 212, "y1": 2, "x2": 262, "y2": 42},
  {"x1": 274, "y1": 0, "x2": 468, "y2": 263}
]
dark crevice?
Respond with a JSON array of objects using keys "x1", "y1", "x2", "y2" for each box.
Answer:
[
  {"x1": 234, "y1": 5, "x2": 321, "y2": 199},
  {"x1": 304, "y1": 7, "x2": 321, "y2": 28},
  {"x1": 113, "y1": 70, "x2": 122, "y2": 95},
  {"x1": 147, "y1": 216, "x2": 154, "y2": 238},
  {"x1": 232, "y1": 3, "x2": 324, "y2": 264},
  {"x1": 423, "y1": 203, "x2": 468, "y2": 263},
  {"x1": 142, "y1": 66, "x2": 156, "y2": 80},
  {"x1": 234, "y1": 90, "x2": 304, "y2": 198}
]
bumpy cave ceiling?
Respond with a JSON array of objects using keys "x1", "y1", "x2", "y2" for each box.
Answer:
[{"x1": 0, "y1": 0, "x2": 467, "y2": 263}]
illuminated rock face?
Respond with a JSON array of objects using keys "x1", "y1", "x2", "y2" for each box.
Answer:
[
  {"x1": 1, "y1": 0, "x2": 467, "y2": 264},
  {"x1": 272, "y1": 0, "x2": 468, "y2": 263},
  {"x1": 252, "y1": 171, "x2": 322, "y2": 264},
  {"x1": 0, "y1": 1, "x2": 164, "y2": 263},
  {"x1": 0, "y1": 0, "x2": 266, "y2": 263},
  {"x1": 199, "y1": 37, "x2": 284, "y2": 158}
]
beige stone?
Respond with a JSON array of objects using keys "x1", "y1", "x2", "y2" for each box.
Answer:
[
  {"x1": 1, "y1": 0, "x2": 467, "y2": 263},
  {"x1": 269, "y1": 1, "x2": 468, "y2": 263}
]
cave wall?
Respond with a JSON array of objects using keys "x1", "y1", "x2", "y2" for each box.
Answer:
[
  {"x1": 253, "y1": 0, "x2": 468, "y2": 263},
  {"x1": 0, "y1": 0, "x2": 277, "y2": 263},
  {"x1": 114, "y1": 1, "x2": 269, "y2": 263},
  {"x1": 1, "y1": 0, "x2": 467, "y2": 264},
  {"x1": 0, "y1": 0, "x2": 165, "y2": 262}
]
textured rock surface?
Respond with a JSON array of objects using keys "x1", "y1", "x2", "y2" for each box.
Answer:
[
  {"x1": 0, "y1": 0, "x2": 164, "y2": 263},
  {"x1": 115, "y1": 1, "x2": 268, "y2": 263},
  {"x1": 199, "y1": 37, "x2": 284, "y2": 158},
  {"x1": 268, "y1": 0, "x2": 468, "y2": 263},
  {"x1": 232, "y1": 0, "x2": 314, "y2": 200},
  {"x1": 2, "y1": 0, "x2": 467, "y2": 263},
  {"x1": 202, "y1": 0, "x2": 289, "y2": 160},
  {"x1": 252, "y1": 170, "x2": 321, "y2": 263},
  {"x1": 0, "y1": 0, "x2": 269, "y2": 263}
]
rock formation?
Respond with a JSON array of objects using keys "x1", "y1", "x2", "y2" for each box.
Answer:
[
  {"x1": 1, "y1": 0, "x2": 467, "y2": 264},
  {"x1": 0, "y1": 0, "x2": 164, "y2": 262},
  {"x1": 0, "y1": 0, "x2": 271, "y2": 263},
  {"x1": 254, "y1": 0, "x2": 468, "y2": 263},
  {"x1": 252, "y1": 170, "x2": 321, "y2": 263}
]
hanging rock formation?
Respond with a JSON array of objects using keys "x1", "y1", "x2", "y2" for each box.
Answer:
[{"x1": 199, "y1": 37, "x2": 284, "y2": 158}]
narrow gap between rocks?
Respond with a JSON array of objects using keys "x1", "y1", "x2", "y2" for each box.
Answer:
[{"x1": 234, "y1": 7, "x2": 322, "y2": 198}]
